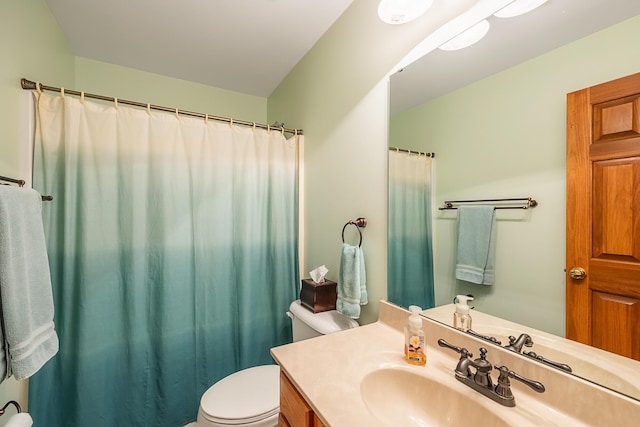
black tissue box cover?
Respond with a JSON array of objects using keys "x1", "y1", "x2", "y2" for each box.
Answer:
[{"x1": 300, "y1": 278, "x2": 337, "y2": 313}]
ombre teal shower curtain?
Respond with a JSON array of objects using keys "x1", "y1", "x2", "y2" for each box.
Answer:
[
  {"x1": 30, "y1": 92, "x2": 299, "y2": 427},
  {"x1": 388, "y1": 151, "x2": 435, "y2": 310}
]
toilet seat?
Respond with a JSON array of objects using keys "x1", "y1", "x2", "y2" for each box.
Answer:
[{"x1": 199, "y1": 365, "x2": 280, "y2": 425}]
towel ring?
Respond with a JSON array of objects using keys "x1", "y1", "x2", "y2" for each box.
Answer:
[
  {"x1": 342, "y1": 221, "x2": 363, "y2": 247},
  {"x1": 0, "y1": 400, "x2": 21, "y2": 415}
]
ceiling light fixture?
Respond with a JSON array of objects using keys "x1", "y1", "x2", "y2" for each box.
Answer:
[
  {"x1": 494, "y1": 0, "x2": 548, "y2": 18},
  {"x1": 438, "y1": 19, "x2": 490, "y2": 51},
  {"x1": 378, "y1": 0, "x2": 434, "y2": 25}
]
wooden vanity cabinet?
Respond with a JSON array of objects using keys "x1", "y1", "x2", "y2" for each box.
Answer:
[
  {"x1": 279, "y1": 371, "x2": 326, "y2": 427},
  {"x1": 313, "y1": 414, "x2": 326, "y2": 427}
]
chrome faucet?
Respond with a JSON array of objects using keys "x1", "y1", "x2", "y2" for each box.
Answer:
[
  {"x1": 438, "y1": 339, "x2": 545, "y2": 407},
  {"x1": 504, "y1": 333, "x2": 533, "y2": 353}
]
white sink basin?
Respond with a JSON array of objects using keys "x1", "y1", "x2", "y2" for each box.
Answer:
[{"x1": 360, "y1": 368, "x2": 510, "y2": 427}]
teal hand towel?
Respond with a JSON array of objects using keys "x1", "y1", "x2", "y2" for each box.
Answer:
[
  {"x1": 337, "y1": 243, "x2": 367, "y2": 319},
  {"x1": 0, "y1": 185, "x2": 59, "y2": 381},
  {"x1": 455, "y1": 206, "x2": 496, "y2": 285}
]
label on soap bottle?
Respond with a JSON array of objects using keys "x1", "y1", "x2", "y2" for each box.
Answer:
[{"x1": 405, "y1": 333, "x2": 426, "y2": 366}]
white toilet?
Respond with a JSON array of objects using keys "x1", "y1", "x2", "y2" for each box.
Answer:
[{"x1": 196, "y1": 300, "x2": 359, "y2": 426}]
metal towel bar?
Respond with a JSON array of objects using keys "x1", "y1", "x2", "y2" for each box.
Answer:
[
  {"x1": 0, "y1": 175, "x2": 53, "y2": 201},
  {"x1": 439, "y1": 197, "x2": 537, "y2": 210}
]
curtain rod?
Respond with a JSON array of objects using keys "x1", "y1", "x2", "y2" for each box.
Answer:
[
  {"x1": 389, "y1": 146, "x2": 435, "y2": 157},
  {"x1": 21, "y1": 78, "x2": 303, "y2": 136}
]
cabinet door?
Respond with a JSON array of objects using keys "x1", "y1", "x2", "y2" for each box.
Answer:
[
  {"x1": 279, "y1": 413, "x2": 292, "y2": 427},
  {"x1": 279, "y1": 372, "x2": 313, "y2": 427},
  {"x1": 313, "y1": 413, "x2": 326, "y2": 427}
]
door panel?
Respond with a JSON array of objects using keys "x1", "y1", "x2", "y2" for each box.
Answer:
[
  {"x1": 592, "y1": 95, "x2": 640, "y2": 142},
  {"x1": 591, "y1": 292, "x2": 640, "y2": 359},
  {"x1": 592, "y1": 158, "x2": 640, "y2": 260}
]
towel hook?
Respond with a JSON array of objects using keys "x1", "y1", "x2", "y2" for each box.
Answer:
[
  {"x1": 341, "y1": 217, "x2": 367, "y2": 247},
  {"x1": 0, "y1": 400, "x2": 21, "y2": 415}
]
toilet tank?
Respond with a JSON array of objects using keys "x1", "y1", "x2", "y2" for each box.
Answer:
[{"x1": 287, "y1": 300, "x2": 359, "y2": 342}]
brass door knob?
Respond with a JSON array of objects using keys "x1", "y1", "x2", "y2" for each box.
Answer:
[{"x1": 569, "y1": 267, "x2": 587, "y2": 280}]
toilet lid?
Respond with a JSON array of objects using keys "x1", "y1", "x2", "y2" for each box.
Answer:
[{"x1": 200, "y1": 365, "x2": 280, "y2": 424}]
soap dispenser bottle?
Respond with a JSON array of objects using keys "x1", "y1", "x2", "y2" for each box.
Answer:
[
  {"x1": 404, "y1": 305, "x2": 426, "y2": 366},
  {"x1": 453, "y1": 295, "x2": 474, "y2": 332}
]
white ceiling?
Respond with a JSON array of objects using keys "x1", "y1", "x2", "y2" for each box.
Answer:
[
  {"x1": 45, "y1": 0, "x2": 640, "y2": 107},
  {"x1": 390, "y1": 0, "x2": 640, "y2": 115},
  {"x1": 44, "y1": 0, "x2": 354, "y2": 98}
]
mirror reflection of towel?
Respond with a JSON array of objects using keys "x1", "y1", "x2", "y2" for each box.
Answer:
[
  {"x1": 337, "y1": 243, "x2": 367, "y2": 319},
  {"x1": 455, "y1": 206, "x2": 496, "y2": 285}
]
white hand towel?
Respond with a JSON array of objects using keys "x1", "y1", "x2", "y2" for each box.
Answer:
[
  {"x1": 0, "y1": 185, "x2": 59, "y2": 381},
  {"x1": 5, "y1": 413, "x2": 33, "y2": 427},
  {"x1": 336, "y1": 243, "x2": 367, "y2": 319},
  {"x1": 455, "y1": 205, "x2": 497, "y2": 285}
]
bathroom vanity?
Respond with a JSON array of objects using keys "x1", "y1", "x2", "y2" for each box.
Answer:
[
  {"x1": 279, "y1": 372, "x2": 325, "y2": 427},
  {"x1": 271, "y1": 300, "x2": 640, "y2": 426}
]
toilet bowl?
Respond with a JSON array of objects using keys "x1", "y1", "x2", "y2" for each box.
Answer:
[
  {"x1": 196, "y1": 300, "x2": 358, "y2": 426},
  {"x1": 197, "y1": 365, "x2": 280, "y2": 427}
]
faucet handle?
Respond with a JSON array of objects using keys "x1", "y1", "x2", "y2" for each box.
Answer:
[
  {"x1": 438, "y1": 338, "x2": 474, "y2": 378},
  {"x1": 523, "y1": 351, "x2": 573, "y2": 373},
  {"x1": 437, "y1": 338, "x2": 471, "y2": 357},
  {"x1": 494, "y1": 365, "x2": 514, "y2": 399},
  {"x1": 467, "y1": 329, "x2": 502, "y2": 345},
  {"x1": 494, "y1": 365, "x2": 545, "y2": 393},
  {"x1": 438, "y1": 338, "x2": 473, "y2": 360}
]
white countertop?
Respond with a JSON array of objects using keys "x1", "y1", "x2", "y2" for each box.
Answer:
[{"x1": 270, "y1": 301, "x2": 635, "y2": 426}]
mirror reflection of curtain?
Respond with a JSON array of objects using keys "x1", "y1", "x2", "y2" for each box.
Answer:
[
  {"x1": 388, "y1": 150, "x2": 435, "y2": 310},
  {"x1": 29, "y1": 92, "x2": 299, "y2": 427}
]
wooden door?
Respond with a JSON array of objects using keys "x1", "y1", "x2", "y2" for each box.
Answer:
[{"x1": 566, "y1": 72, "x2": 640, "y2": 361}]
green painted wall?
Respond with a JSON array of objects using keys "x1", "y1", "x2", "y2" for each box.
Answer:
[
  {"x1": 390, "y1": 14, "x2": 640, "y2": 336},
  {"x1": 0, "y1": 1, "x2": 74, "y2": 419},
  {"x1": 74, "y1": 57, "x2": 267, "y2": 124},
  {"x1": 0, "y1": 0, "x2": 74, "y2": 184},
  {"x1": 268, "y1": 0, "x2": 478, "y2": 325}
]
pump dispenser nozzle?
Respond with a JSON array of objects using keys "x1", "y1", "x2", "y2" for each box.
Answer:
[
  {"x1": 408, "y1": 305, "x2": 422, "y2": 328},
  {"x1": 454, "y1": 295, "x2": 474, "y2": 314}
]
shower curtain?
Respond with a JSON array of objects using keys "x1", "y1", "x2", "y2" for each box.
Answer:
[
  {"x1": 388, "y1": 150, "x2": 435, "y2": 310},
  {"x1": 29, "y1": 92, "x2": 299, "y2": 427}
]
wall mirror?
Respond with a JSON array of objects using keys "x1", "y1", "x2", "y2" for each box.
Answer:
[{"x1": 387, "y1": 0, "x2": 640, "y2": 401}]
